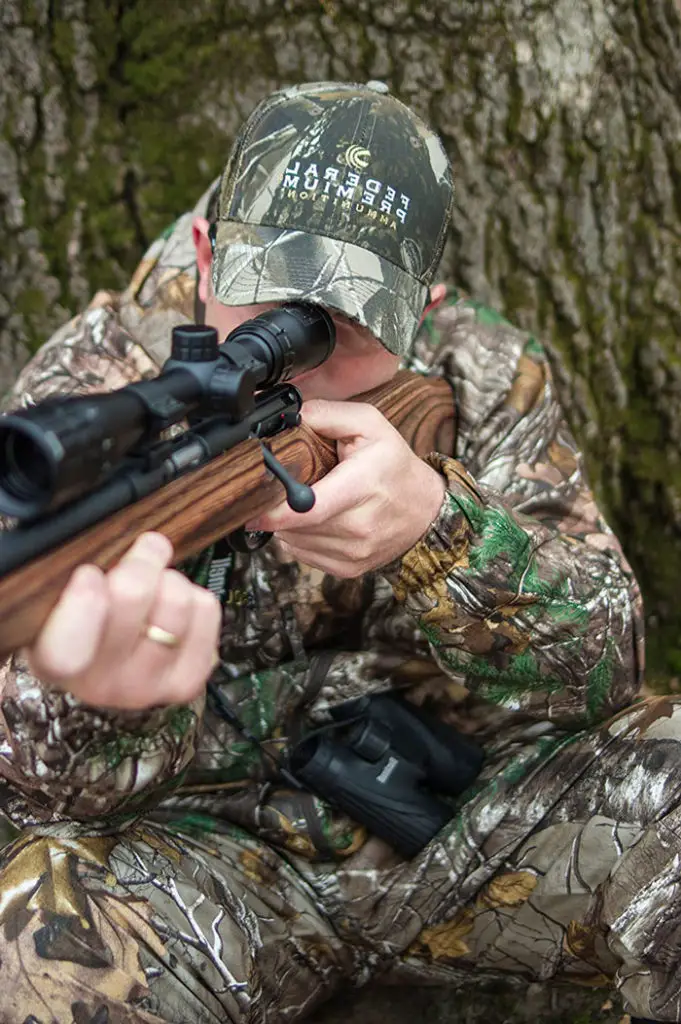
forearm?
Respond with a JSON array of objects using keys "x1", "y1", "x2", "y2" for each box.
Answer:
[
  {"x1": 383, "y1": 455, "x2": 644, "y2": 728},
  {"x1": 0, "y1": 653, "x2": 202, "y2": 821}
]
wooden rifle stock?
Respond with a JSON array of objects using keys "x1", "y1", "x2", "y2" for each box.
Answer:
[{"x1": 0, "y1": 371, "x2": 455, "y2": 658}]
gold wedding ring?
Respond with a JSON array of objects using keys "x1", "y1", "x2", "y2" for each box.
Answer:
[{"x1": 145, "y1": 624, "x2": 180, "y2": 649}]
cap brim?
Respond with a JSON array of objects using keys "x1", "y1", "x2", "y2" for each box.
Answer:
[{"x1": 211, "y1": 222, "x2": 428, "y2": 357}]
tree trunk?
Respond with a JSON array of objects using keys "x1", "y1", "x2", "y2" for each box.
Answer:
[{"x1": 1, "y1": 0, "x2": 681, "y2": 643}]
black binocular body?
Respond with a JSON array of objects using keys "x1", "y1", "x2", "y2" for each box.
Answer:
[{"x1": 290, "y1": 693, "x2": 484, "y2": 858}]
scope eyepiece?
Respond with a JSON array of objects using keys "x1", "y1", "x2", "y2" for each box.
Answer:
[{"x1": 223, "y1": 303, "x2": 335, "y2": 387}]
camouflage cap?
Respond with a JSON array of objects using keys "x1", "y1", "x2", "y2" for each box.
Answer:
[{"x1": 211, "y1": 81, "x2": 453, "y2": 356}]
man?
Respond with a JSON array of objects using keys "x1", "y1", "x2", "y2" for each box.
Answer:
[{"x1": 0, "y1": 81, "x2": 669, "y2": 1024}]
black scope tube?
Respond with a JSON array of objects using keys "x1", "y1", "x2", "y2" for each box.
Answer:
[
  {"x1": 0, "y1": 303, "x2": 335, "y2": 520},
  {"x1": 0, "y1": 368, "x2": 201, "y2": 520}
]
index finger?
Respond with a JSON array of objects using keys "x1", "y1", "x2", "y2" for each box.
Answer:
[{"x1": 301, "y1": 399, "x2": 388, "y2": 442}]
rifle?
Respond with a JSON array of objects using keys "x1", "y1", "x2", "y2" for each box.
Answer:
[{"x1": 0, "y1": 303, "x2": 455, "y2": 660}]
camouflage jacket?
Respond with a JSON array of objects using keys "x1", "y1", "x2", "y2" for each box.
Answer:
[{"x1": 0, "y1": 183, "x2": 645, "y2": 861}]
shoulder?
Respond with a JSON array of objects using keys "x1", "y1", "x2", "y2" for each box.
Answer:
[
  {"x1": 3, "y1": 297, "x2": 159, "y2": 409},
  {"x1": 404, "y1": 285, "x2": 555, "y2": 433},
  {"x1": 117, "y1": 179, "x2": 219, "y2": 364}
]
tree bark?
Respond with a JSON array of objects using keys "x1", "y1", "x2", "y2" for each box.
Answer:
[{"x1": 1, "y1": 0, "x2": 681, "y2": 678}]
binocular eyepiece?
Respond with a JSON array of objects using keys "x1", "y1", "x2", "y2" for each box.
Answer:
[{"x1": 0, "y1": 303, "x2": 335, "y2": 520}]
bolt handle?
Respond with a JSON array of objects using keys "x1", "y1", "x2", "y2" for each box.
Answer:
[{"x1": 261, "y1": 445, "x2": 316, "y2": 513}]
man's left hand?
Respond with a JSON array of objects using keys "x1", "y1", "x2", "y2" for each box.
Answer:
[{"x1": 249, "y1": 400, "x2": 446, "y2": 578}]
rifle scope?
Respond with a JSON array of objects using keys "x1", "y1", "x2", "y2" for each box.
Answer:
[{"x1": 0, "y1": 302, "x2": 335, "y2": 520}]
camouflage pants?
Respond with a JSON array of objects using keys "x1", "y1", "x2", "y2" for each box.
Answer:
[{"x1": 2, "y1": 697, "x2": 681, "y2": 1024}]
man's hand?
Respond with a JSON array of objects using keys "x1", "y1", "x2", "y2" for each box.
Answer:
[
  {"x1": 26, "y1": 533, "x2": 221, "y2": 710},
  {"x1": 251, "y1": 400, "x2": 446, "y2": 578}
]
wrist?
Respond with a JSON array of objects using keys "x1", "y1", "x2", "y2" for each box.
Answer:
[
  {"x1": 382, "y1": 453, "x2": 480, "y2": 595},
  {"x1": 375, "y1": 459, "x2": 448, "y2": 576},
  {"x1": 419, "y1": 460, "x2": 447, "y2": 529}
]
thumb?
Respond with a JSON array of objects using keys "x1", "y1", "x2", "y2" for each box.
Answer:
[{"x1": 301, "y1": 399, "x2": 388, "y2": 442}]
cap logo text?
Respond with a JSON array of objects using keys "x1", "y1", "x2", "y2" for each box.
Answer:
[{"x1": 280, "y1": 160, "x2": 411, "y2": 227}]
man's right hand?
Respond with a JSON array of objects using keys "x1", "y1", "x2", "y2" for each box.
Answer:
[{"x1": 26, "y1": 532, "x2": 222, "y2": 710}]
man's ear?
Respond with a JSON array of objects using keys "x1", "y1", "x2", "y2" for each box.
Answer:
[
  {"x1": 193, "y1": 216, "x2": 212, "y2": 303},
  {"x1": 418, "y1": 282, "x2": 448, "y2": 327}
]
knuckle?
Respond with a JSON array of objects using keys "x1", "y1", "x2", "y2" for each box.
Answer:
[
  {"x1": 158, "y1": 570, "x2": 194, "y2": 616},
  {"x1": 107, "y1": 568, "x2": 155, "y2": 608},
  {"x1": 74, "y1": 676, "x2": 120, "y2": 709},
  {"x1": 350, "y1": 520, "x2": 373, "y2": 545},
  {"x1": 30, "y1": 638, "x2": 88, "y2": 685},
  {"x1": 333, "y1": 562, "x2": 355, "y2": 579},
  {"x1": 30, "y1": 649, "x2": 68, "y2": 685},
  {"x1": 353, "y1": 401, "x2": 373, "y2": 417},
  {"x1": 356, "y1": 547, "x2": 373, "y2": 567},
  {"x1": 194, "y1": 586, "x2": 222, "y2": 619},
  {"x1": 166, "y1": 672, "x2": 207, "y2": 706},
  {"x1": 347, "y1": 527, "x2": 373, "y2": 560},
  {"x1": 164, "y1": 567, "x2": 194, "y2": 590},
  {"x1": 358, "y1": 403, "x2": 384, "y2": 428}
]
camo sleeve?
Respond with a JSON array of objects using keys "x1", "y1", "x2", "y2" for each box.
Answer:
[
  {"x1": 384, "y1": 288, "x2": 644, "y2": 728},
  {"x1": 0, "y1": 296, "x2": 203, "y2": 822}
]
